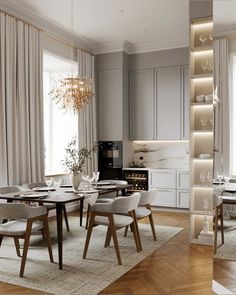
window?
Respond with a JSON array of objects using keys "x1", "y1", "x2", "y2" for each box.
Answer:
[{"x1": 43, "y1": 53, "x2": 78, "y2": 175}]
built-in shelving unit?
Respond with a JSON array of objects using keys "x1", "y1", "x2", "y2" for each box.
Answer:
[{"x1": 189, "y1": 17, "x2": 214, "y2": 245}]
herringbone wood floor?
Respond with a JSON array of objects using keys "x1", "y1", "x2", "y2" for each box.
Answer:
[{"x1": 0, "y1": 211, "x2": 216, "y2": 295}]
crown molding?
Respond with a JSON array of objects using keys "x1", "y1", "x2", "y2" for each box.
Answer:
[
  {"x1": 214, "y1": 23, "x2": 236, "y2": 37},
  {"x1": 94, "y1": 37, "x2": 188, "y2": 55},
  {"x1": 0, "y1": 0, "x2": 95, "y2": 53}
]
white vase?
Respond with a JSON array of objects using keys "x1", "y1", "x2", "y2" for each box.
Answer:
[{"x1": 71, "y1": 173, "x2": 81, "y2": 191}]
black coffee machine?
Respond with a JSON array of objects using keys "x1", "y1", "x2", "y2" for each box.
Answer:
[{"x1": 98, "y1": 141, "x2": 123, "y2": 180}]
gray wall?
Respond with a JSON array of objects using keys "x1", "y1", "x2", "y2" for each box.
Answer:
[
  {"x1": 129, "y1": 47, "x2": 189, "y2": 71},
  {"x1": 189, "y1": 0, "x2": 213, "y2": 19}
]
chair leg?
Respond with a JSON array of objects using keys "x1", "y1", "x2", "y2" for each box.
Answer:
[
  {"x1": 220, "y1": 204, "x2": 224, "y2": 245},
  {"x1": 43, "y1": 217, "x2": 54, "y2": 263},
  {"x1": 148, "y1": 213, "x2": 157, "y2": 241},
  {"x1": 104, "y1": 227, "x2": 112, "y2": 247},
  {"x1": 83, "y1": 212, "x2": 95, "y2": 259},
  {"x1": 20, "y1": 221, "x2": 32, "y2": 277},
  {"x1": 86, "y1": 205, "x2": 91, "y2": 230},
  {"x1": 63, "y1": 205, "x2": 70, "y2": 232},
  {"x1": 124, "y1": 225, "x2": 129, "y2": 237},
  {"x1": 0, "y1": 235, "x2": 3, "y2": 247},
  {"x1": 14, "y1": 237, "x2": 21, "y2": 257},
  {"x1": 214, "y1": 209, "x2": 219, "y2": 254},
  {"x1": 132, "y1": 211, "x2": 142, "y2": 251},
  {"x1": 108, "y1": 214, "x2": 122, "y2": 265}
]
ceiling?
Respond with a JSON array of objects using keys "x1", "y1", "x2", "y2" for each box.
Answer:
[
  {"x1": 1, "y1": 0, "x2": 189, "y2": 54},
  {"x1": 214, "y1": 0, "x2": 236, "y2": 35}
]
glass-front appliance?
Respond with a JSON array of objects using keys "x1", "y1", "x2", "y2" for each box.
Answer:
[{"x1": 123, "y1": 169, "x2": 149, "y2": 193}]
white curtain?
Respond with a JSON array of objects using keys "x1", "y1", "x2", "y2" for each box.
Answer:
[
  {"x1": 77, "y1": 49, "x2": 97, "y2": 175},
  {"x1": 213, "y1": 38, "x2": 230, "y2": 177},
  {"x1": 0, "y1": 12, "x2": 44, "y2": 185}
]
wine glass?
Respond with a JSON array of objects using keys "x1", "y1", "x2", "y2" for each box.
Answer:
[
  {"x1": 203, "y1": 198, "x2": 209, "y2": 212},
  {"x1": 200, "y1": 171, "x2": 206, "y2": 186},
  {"x1": 46, "y1": 177, "x2": 53, "y2": 187},
  {"x1": 217, "y1": 174, "x2": 223, "y2": 185},
  {"x1": 92, "y1": 171, "x2": 100, "y2": 186},
  {"x1": 54, "y1": 178, "x2": 61, "y2": 189},
  {"x1": 200, "y1": 116, "x2": 207, "y2": 130},
  {"x1": 210, "y1": 117, "x2": 214, "y2": 128},
  {"x1": 201, "y1": 61, "x2": 207, "y2": 72},
  {"x1": 207, "y1": 171, "x2": 212, "y2": 186},
  {"x1": 82, "y1": 174, "x2": 90, "y2": 189},
  {"x1": 224, "y1": 175, "x2": 230, "y2": 187},
  {"x1": 209, "y1": 34, "x2": 213, "y2": 41},
  {"x1": 199, "y1": 35, "x2": 207, "y2": 45}
]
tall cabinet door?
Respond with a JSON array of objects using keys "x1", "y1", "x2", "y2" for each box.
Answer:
[
  {"x1": 156, "y1": 67, "x2": 181, "y2": 140},
  {"x1": 129, "y1": 69, "x2": 155, "y2": 140}
]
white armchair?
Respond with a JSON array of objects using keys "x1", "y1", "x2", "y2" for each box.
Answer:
[
  {"x1": 0, "y1": 203, "x2": 53, "y2": 277},
  {"x1": 83, "y1": 192, "x2": 141, "y2": 265}
]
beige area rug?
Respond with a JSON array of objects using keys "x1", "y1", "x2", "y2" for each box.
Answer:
[
  {"x1": 214, "y1": 219, "x2": 236, "y2": 261},
  {"x1": 0, "y1": 217, "x2": 183, "y2": 295}
]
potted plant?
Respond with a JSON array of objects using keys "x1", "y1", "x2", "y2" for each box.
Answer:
[{"x1": 62, "y1": 137, "x2": 97, "y2": 191}]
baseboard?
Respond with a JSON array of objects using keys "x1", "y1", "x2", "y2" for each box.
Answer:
[{"x1": 152, "y1": 207, "x2": 189, "y2": 214}]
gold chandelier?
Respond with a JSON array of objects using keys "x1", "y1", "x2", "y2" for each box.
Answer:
[{"x1": 50, "y1": 75, "x2": 94, "y2": 113}]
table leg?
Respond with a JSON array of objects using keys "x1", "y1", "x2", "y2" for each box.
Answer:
[
  {"x1": 80, "y1": 198, "x2": 84, "y2": 226},
  {"x1": 56, "y1": 203, "x2": 63, "y2": 270}
]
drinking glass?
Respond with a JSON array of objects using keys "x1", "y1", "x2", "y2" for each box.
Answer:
[
  {"x1": 200, "y1": 171, "x2": 206, "y2": 186},
  {"x1": 200, "y1": 116, "x2": 207, "y2": 130},
  {"x1": 82, "y1": 174, "x2": 90, "y2": 189},
  {"x1": 201, "y1": 61, "x2": 207, "y2": 72},
  {"x1": 46, "y1": 177, "x2": 53, "y2": 187},
  {"x1": 199, "y1": 35, "x2": 207, "y2": 45}
]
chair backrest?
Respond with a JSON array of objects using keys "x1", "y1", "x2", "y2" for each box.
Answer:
[
  {"x1": 213, "y1": 194, "x2": 223, "y2": 208},
  {"x1": 0, "y1": 203, "x2": 47, "y2": 220},
  {"x1": 139, "y1": 190, "x2": 157, "y2": 206},
  {"x1": 23, "y1": 182, "x2": 46, "y2": 190},
  {"x1": 110, "y1": 192, "x2": 141, "y2": 214},
  {"x1": 0, "y1": 185, "x2": 28, "y2": 195}
]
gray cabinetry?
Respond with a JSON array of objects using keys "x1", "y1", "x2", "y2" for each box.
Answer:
[
  {"x1": 156, "y1": 67, "x2": 181, "y2": 140},
  {"x1": 129, "y1": 69, "x2": 155, "y2": 140},
  {"x1": 129, "y1": 65, "x2": 189, "y2": 141},
  {"x1": 98, "y1": 69, "x2": 123, "y2": 141}
]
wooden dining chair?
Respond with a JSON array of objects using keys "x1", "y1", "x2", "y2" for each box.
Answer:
[
  {"x1": 23, "y1": 182, "x2": 70, "y2": 231},
  {"x1": 213, "y1": 194, "x2": 224, "y2": 254},
  {"x1": 0, "y1": 203, "x2": 53, "y2": 277},
  {"x1": 83, "y1": 192, "x2": 141, "y2": 265}
]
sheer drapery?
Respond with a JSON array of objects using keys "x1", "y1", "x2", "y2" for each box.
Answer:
[
  {"x1": 0, "y1": 12, "x2": 44, "y2": 185},
  {"x1": 77, "y1": 49, "x2": 97, "y2": 175},
  {"x1": 213, "y1": 38, "x2": 230, "y2": 177}
]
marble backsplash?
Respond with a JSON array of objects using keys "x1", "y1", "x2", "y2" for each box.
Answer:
[{"x1": 133, "y1": 141, "x2": 189, "y2": 169}]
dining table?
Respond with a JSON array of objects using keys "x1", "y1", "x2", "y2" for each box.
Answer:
[{"x1": 0, "y1": 183, "x2": 131, "y2": 270}]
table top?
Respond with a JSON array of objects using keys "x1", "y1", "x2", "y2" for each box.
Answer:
[{"x1": 0, "y1": 184, "x2": 131, "y2": 204}]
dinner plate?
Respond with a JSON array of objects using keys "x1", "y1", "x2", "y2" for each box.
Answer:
[
  {"x1": 97, "y1": 185, "x2": 118, "y2": 189},
  {"x1": 60, "y1": 184, "x2": 72, "y2": 188},
  {"x1": 33, "y1": 187, "x2": 56, "y2": 192},
  {"x1": 97, "y1": 181, "x2": 112, "y2": 186},
  {"x1": 20, "y1": 193, "x2": 48, "y2": 199},
  {"x1": 77, "y1": 189, "x2": 99, "y2": 194}
]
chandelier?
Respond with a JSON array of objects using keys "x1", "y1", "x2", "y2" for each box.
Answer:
[
  {"x1": 49, "y1": 0, "x2": 93, "y2": 113},
  {"x1": 49, "y1": 75, "x2": 93, "y2": 113}
]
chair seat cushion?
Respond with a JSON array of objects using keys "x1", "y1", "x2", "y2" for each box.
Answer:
[
  {"x1": 94, "y1": 214, "x2": 133, "y2": 228},
  {"x1": 0, "y1": 220, "x2": 43, "y2": 236},
  {"x1": 135, "y1": 207, "x2": 151, "y2": 218}
]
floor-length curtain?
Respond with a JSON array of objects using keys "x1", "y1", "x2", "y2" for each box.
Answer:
[
  {"x1": 0, "y1": 12, "x2": 44, "y2": 185},
  {"x1": 214, "y1": 38, "x2": 230, "y2": 177},
  {"x1": 77, "y1": 49, "x2": 97, "y2": 175}
]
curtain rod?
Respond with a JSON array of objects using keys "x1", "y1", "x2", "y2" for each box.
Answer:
[
  {"x1": 0, "y1": 9, "x2": 94, "y2": 56},
  {"x1": 0, "y1": 9, "x2": 43, "y2": 31}
]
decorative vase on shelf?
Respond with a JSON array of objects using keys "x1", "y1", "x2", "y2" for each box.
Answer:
[{"x1": 71, "y1": 172, "x2": 81, "y2": 191}]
